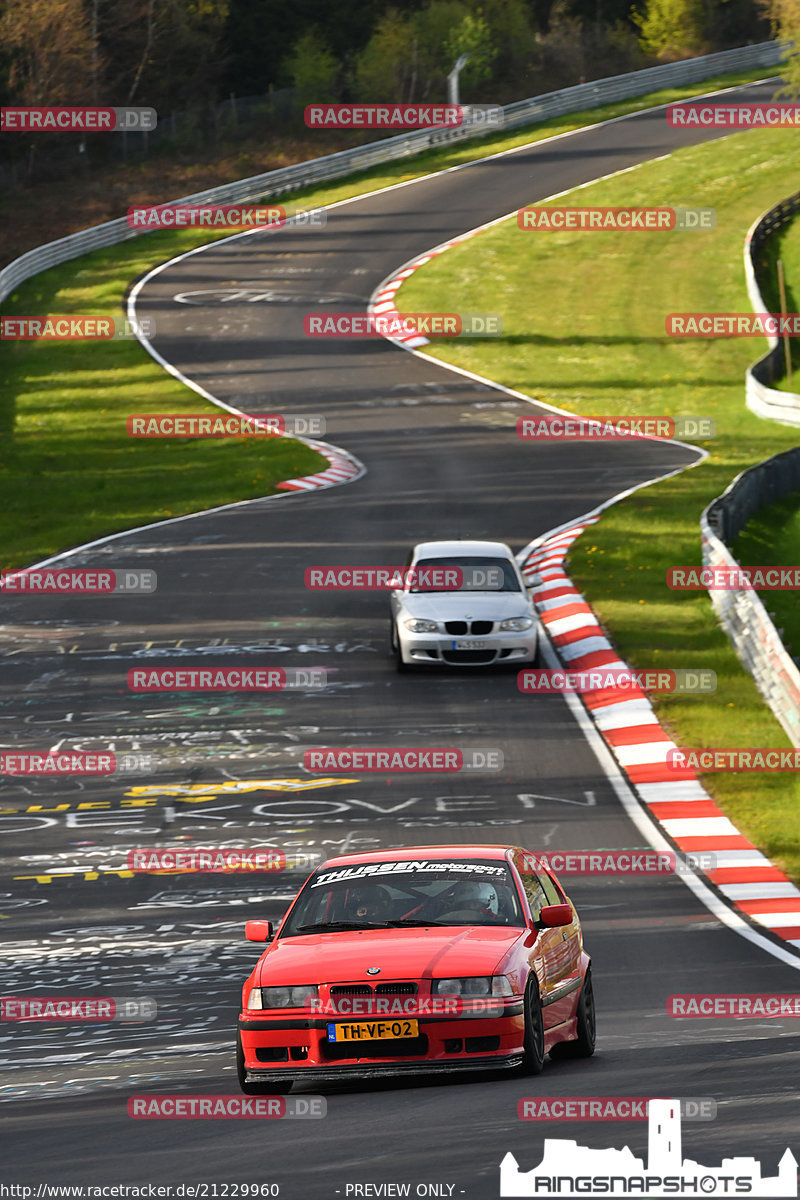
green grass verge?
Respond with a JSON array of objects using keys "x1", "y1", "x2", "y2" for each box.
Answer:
[
  {"x1": 0, "y1": 61, "x2": 780, "y2": 566},
  {"x1": 394, "y1": 125, "x2": 800, "y2": 885},
  {"x1": 757, "y1": 202, "x2": 800, "y2": 392},
  {"x1": 733, "y1": 488, "x2": 800, "y2": 659},
  {"x1": 0, "y1": 233, "x2": 326, "y2": 566}
]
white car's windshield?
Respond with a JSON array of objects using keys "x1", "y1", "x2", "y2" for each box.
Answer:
[
  {"x1": 409, "y1": 556, "x2": 521, "y2": 593},
  {"x1": 280, "y1": 859, "x2": 524, "y2": 935}
]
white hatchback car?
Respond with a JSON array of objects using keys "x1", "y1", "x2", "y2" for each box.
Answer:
[{"x1": 389, "y1": 539, "x2": 539, "y2": 670}]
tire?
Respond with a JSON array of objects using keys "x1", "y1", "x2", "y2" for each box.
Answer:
[
  {"x1": 550, "y1": 968, "x2": 596, "y2": 1060},
  {"x1": 522, "y1": 977, "x2": 546, "y2": 1075},
  {"x1": 390, "y1": 620, "x2": 409, "y2": 673},
  {"x1": 236, "y1": 1033, "x2": 293, "y2": 1095}
]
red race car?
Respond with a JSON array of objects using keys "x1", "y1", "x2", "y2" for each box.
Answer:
[{"x1": 236, "y1": 844, "x2": 595, "y2": 1092}]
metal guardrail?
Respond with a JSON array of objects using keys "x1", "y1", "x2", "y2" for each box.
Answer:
[
  {"x1": 701, "y1": 452, "x2": 800, "y2": 748},
  {"x1": 0, "y1": 39, "x2": 787, "y2": 305},
  {"x1": 700, "y1": 187, "x2": 800, "y2": 747},
  {"x1": 745, "y1": 190, "x2": 800, "y2": 424}
]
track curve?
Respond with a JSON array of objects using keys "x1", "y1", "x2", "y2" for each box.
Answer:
[{"x1": 2, "y1": 78, "x2": 799, "y2": 1198}]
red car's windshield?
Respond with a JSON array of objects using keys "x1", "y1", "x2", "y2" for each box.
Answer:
[{"x1": 279, "y1": 859, "x2": 525, "y2": 936}]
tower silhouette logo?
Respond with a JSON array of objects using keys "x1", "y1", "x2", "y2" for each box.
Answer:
[{"x1": 500, "y1": 1099, "x2": 797, "y2": 1197}]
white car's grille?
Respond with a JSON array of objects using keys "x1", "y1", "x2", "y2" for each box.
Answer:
[{"x1": 444, "y1": 620, "x2": 494, "y2": 635}]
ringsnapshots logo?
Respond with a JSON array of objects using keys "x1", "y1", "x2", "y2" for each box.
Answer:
[
  {"x1": 0, "y1": 106, "x2": 156, "y2": 131},
  {"x1": 304, "y1": 103, "x2": 503, "y2": 129},
  {"x1": 1, "y1": 996, "x2": 156, "y2": 1022},
  {"x1": 517, "y1": 415, "x2": 715, "y2": 440},
  {"x1": 304, "y1": 565, "x2": 504, "y2": 591},
  {"x1": 518, "y1": 668, "x2": 716, "y2": 695},
  {"x1": 518, "y1": 1097, "x2": 717, "y2": 1121},
  {"x1": 1, "y1": 568, "x2": 156, "y2": 594},
  {"x1": 518, "y1": 206, "x2": 715, "y2": 231},
  {"x1": 667, "y1": 312, "x2": 800, "y2": 337},
  {"x1": 127, "y1": 413, "x2": 324, "y2": 437},
  {"x1": 1, "y1": 316, "x2": 155, "y2": 340},
  {"x1": 303, "y1": 313, "x2": 501, "y2": 338},
  {"x1": 128, "y1": 1095, "x2": 326, "y2": 1119},
  {"x1": 667, "y1": 102, "x2": 800, "y2": 128},
  {"x1": 127, "y1": 848, "x2": 286, "y2": 873},
  {"x1": 668, "y1": 565, "x2": 800, "y2": 590},
  {"x1": 304, "y1": 747, "x2": 504, "y2": 772},
  {"x1": 666, "y1": 748, "x2": 800, "y2": 773},
  {"x1": 500, "y1": 1098, "x2": 798, "y2": 1198},
  {"x1": 127, "y1": 667, "x2": 327, "y2": 692},
  {"x1": 0, "y1": 751, "x2": 154, "y2": 777},
  {"x1": 513, "y1": 849, "x2": 716, "y2": 876}
]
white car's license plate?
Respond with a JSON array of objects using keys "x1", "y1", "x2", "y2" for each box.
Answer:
[{"x1": 452, "y1": 639, "x2": 487, "y2": 649}]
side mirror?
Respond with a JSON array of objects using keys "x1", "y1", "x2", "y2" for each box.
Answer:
[
  {"x1": 534, "y1": 904, "x2": 572, "y2": 930},
  {"x1": 245, "y1": 919, "x2": 273, "y2": 942}
]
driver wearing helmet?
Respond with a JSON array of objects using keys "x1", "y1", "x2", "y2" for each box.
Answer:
[
  {"x1": 458, "y1": 881, "x2": 500, "y2": 917},
  {"x1": 347, "y1": 884, "x2": 389, "y2": 923}
]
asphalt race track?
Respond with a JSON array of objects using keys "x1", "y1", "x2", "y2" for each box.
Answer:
[{"x1": 2, "y1": 78, "x2": 799, "y2": 1198}]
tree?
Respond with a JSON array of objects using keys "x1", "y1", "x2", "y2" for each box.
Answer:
[
  {"x1": 354, "y1": 9, "x2": 417, "y2": 102},
  {"x1": 761, "y1": 0, "x2": 800, "y2": 94},
  {"x1": 95, "y1": 0, "x2": 229, "y2": 110},
  {"x1": 283, "y1": 28, "x2": 340, "y2": 114},
  {"x1": 444, "y1": 9, "x2": 497, "y2": 87},
  {"x1": 632, "y1": 0, "x2": 707, "y2": 59},
  {"x1": 2, "y1": 0, "x2": 97, "y2": 104}
]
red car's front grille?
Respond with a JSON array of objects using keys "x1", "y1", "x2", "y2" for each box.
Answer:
[{"x1": 328, "y1": 982, "x2": 418, "y2": 996}]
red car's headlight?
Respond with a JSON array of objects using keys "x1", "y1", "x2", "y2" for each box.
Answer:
[
  {"x1": 431, "y1": 976, "x2": 513, "y2": 997},
  {"x1": 247, "y1": 985, "x2": 319, "y2": 1009}
]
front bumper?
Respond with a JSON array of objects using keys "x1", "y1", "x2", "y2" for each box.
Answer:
[
  {"x1": 398, "y1": 631, "x2": 537, "y2": 666},
  {"x1": 243, "y1": 1056, "x2": 524, "y2": 1085},
  {"x1": 239, "y1": 1008, "x2": 525, "y2": 1080}
]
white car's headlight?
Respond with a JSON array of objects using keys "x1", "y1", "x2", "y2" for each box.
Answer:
[
  {"x1": 499, "y1": 617, "x2": 534, "y2": 632},
  {"x1": 404, "y1": 618, "x2": 439, "y2": 633}
]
